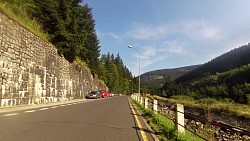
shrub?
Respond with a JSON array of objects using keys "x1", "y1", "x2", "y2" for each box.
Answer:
[
  {"x1": 171, "y1": 95, "x2": 194, "y2": 101},
  {"x1": 247, "y1": 94, "x2": 250, "y2": 105},
  {"x1": 197, "y1": 98, "x2": 218, "y2": 105}
]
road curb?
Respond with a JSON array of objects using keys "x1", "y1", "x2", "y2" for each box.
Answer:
[{"x1": 0, "y1": 99, "x2": 88, "y2": 113}]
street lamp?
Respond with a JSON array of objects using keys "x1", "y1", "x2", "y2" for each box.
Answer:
[{"x1": 128, "y1": 45, "x2": 140, "y2": 96}]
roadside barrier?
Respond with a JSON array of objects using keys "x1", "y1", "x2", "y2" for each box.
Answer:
[{"x1": 131, "y1": 95, "x2": 250, "y2": 141}]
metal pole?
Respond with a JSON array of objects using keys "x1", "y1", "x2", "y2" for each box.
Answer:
[
  {"x1": 133, "y1": 48, "x2": 140, "y2": 96},
  {"x1": 128, "y1": 45, "x2": 141, "y2": 96},
  {"x1": 138, "y1": 51, "x2": 140, "y2": 96}
]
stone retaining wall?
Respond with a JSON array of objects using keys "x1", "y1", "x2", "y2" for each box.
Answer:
[{"x1": 0, "y1": 11, "x2": 106, "y2": 107}]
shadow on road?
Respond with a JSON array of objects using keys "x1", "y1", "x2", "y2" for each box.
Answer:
[{"x1": 132, "y1": 126, "x2": 155, "y2": 134}]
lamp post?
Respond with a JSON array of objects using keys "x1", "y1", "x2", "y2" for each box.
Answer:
[{"x1": 128, "y1": 45, "x2": 140, "y2": 96}]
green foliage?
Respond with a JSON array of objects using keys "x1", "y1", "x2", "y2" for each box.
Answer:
[
  {"x1": 176, "y1": 44, "x2": 250, "y2": 84},
  {"x1": 99, "y1": 53, "x2": 133, "y2": 94},
  {"x1": 142, "y1": 108, "x2": 154, "y2": 117},
  {"x1": 132, "y1": 99, "x2": 203, "y2": 141},
  {"x1": 0, "y1": 0, "x2": 49, "y2": 40},
  {"x1": 196, "y1": 98, "x2": 218, "y2": 105},
  {"x1": 161, "y1": 76, "x2": 177, "y2": 98},
  {"x1": 247, "y1": 94, "x2": 250, "y2": 105},
  {"x1": 31, "y1": 0, "x2": 93, "y2": 63},
  {"x1": 175, "y1": 64, "x2": 250, "y2": 104},
  {"x1": 74, "y1": 57, "x2": 88, "y2": 69},
  {"x1": 171, "y1": 95, "x2": 194, "y2": 101}
]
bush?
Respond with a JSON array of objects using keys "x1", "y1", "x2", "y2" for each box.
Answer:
[
  {"x1": 143, "y1": 108, "x2": 154, "y2": 117},
  {"x1": 197, "y1": 98, "x2": 218, "y2": 105},
  {"x1": 171, "y1": 95, "x2": 194, "y2": 101},
  {"x1": 247, "y1": 94, "x2": 250, "y2": 105}
]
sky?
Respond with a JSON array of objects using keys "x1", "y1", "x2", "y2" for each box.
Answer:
[{"x1": 83, "y1": 0, "x2": 250, "y2": 76}]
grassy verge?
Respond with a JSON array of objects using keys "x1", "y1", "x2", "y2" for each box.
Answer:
[
  {"x1": 151, "y1": 95, "x2": 250, "y2": 119},
  {"x1": 131, "y1": 99, "x2": 204, "y2": 141},
  {"x1": 0, "y1": 1, "x2": 49, "y2": 41}
]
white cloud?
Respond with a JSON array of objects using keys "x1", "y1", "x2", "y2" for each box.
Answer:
[
  {"x1": 159, "y1": 40, "x2": 187, "y2": 54},
  {"x1": 108, "y1": 32, "x2": 122, "y2": 41},
  {"x1": 140, "y1": 46, "x2": 157, "y2": 59},
  {"x1": 200, "y1": 27, "x2": 220, "y2": 40},
  {"x1": 178, "y1": 20, "x2": 222, "y2": 41},
  {"x1": 125, "y1": 23, "x2": 169, "y2": 40},
  {"x1": 129, "y1": 55, "x2": 166, "y2": 75},
  {"x1": 168, "y1": 46, "x2": 185, "y2": 54},
  {"x1": 125, "y1": 20, "x2": 222, "y2": 42},
  {"x1": 97, "y1": 31, "x2": 122, "y2": 41}
]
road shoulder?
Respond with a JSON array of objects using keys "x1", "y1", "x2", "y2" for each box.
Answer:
[{"x1": 129, "y1": 98, "x2": 159, "y2": 141}]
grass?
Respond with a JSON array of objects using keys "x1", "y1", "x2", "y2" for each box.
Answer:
[
  {"x1": 74, "y1": 57, "x2": 88, "y2": 69},
  {"x1": 151, "y1": 95, "x2": 250, "y2": 119},
  {"x1": 131, "y1": 99, "x2": 204, "y2": 141},
  {"x1": 0, "y1": 1, "x2": 49, "y2": 41}
]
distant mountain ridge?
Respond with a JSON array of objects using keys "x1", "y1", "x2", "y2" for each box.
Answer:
[
  {"x1": 141, "y1": 43, "x2": 250, "y2": 87},
  {"x1": 141, "y1": 65, "x2": 200, "y2": 88},
  {"x1": 176, "y1": 43, "x2": 250, "y2": 83}
]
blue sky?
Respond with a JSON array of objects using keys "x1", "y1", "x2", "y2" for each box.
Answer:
[{"x1": 83, "y1": 0, "x2": 250, "y2": 76}]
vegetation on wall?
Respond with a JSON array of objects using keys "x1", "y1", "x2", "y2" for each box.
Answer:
[{"x1": 0, "y1": 0, "x2": 49, "y2": 40}]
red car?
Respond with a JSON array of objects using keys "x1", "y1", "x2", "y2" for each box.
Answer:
[{"x1": 99, "y1": 90, "x2": 110, "y2": 98}]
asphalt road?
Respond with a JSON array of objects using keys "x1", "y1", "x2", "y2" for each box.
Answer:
[{"x1": 0, "y1": 96, "x2": 155, "y2": 141}]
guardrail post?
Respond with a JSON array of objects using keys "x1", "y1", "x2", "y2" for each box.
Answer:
[
  {"x1": 175, "y1": 104, "x2": 185, "y2": 133},
  {"x1": 145, "y1": 97, "x2": 148, "y2": 108},
  {"x1": 140, "y1": 97, "x2": 143, "y2": 105},
  {"x1": 153, "y1": 99, "x2": 158, "y2": 113}
]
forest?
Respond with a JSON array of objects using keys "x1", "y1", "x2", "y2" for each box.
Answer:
[
  {"x1": 160, "y1": 44, "x2": 250, "y2": 104},
  {"x1": 176, "y1": 44, "x2": 250, "y2": 84},
  {"x1": 0, "y1": 0, "x2": 135, "y2": 94}
]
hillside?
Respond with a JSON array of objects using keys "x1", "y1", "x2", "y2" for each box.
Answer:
[
  {"x1": 141, "y1": 65, "x2": 200, "y2": 88},
  {"x1": 180, "y1": 64, "x2": 250, "y2": 104},
  {"x1": 176, "y1": 43, "x2": 250, "y2": 83}
]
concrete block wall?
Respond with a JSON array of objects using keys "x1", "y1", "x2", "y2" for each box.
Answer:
[{"x1": 0, "y1": 11, "x2": 106, "y2": 106}]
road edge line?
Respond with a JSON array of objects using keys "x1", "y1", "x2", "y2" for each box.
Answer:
[
  {"x1": 129, "y1": 98, "x2": 159, "y2": 141},
  {"x1": 129, "y1": 100, "x2": 149, "y2": 141}
]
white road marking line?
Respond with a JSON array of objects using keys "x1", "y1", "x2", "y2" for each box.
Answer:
[
  {"x1": 3, "y1": 113, "x2": 19, "y2": 117},
  {"x1": 51, "y1": 106, "x2": 58, "y2": 109},
  {"x1": 67, "y1": 104, "x2": 72, "y2": 106},
  {"x1": 39, "y1": 108, "x2": 49, "y2": 111},
  {"x1": 60, "y1": 105, "x2": 66, "y2": 107},
  {"x1": 24, "y1": 110, "x2": 36, "y2": 113}
]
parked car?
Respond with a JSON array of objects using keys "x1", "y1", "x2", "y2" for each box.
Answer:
[
  {"x1": 99, "y1": 90, "x2": 110, "y2": 98},
  {"x1": 106, "y1": 91, "x2": 110, "y2": 97},
  {"x1": 85, "y1": 91, "x2": 100, "y2": 99}
]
